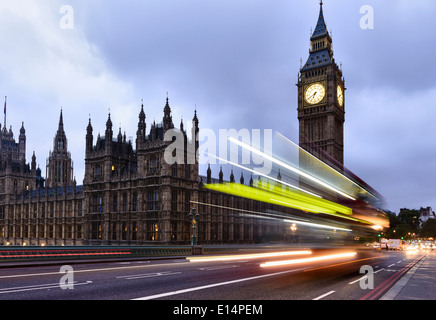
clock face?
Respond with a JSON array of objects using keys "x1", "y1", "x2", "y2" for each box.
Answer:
[
  {"x1": 305, "y1": 83, "x2": 325, "y2": 105},
  {"x1": 337, "y1": 85, "x2": 344, "y2": 107}
]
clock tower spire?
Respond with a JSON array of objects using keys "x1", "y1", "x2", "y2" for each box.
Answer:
[{"x1": 297, "y1": 1, "x2": 345, "y2": 169}]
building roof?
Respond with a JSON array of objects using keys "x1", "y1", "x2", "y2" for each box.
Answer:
[
  {"x1": 311, "y1": 2, "x2": 328, "y2": 40},
  {"x1": 301, "y1": 48, "x2": 332, "y2": 71}
]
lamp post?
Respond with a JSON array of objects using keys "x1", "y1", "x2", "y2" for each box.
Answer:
[{"x1": 188, "y1": 208, "x2": 200, "y2": 246}]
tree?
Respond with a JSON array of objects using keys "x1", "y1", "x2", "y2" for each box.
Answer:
[
  {"x1": 420, "y1": 219, "x2": 436, "y2": 238},
  {"x1": 386, "y1": 209, "x2": 420, "y2": 239},
  {"x1": 397, "y1": 209, "x2": 420, "y2": 233},
  {"x1": 386, "y1": 211, "x2": 399, "y2": 238}
]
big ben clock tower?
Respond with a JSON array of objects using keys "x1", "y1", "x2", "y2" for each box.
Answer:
[{"x1": 298, "y1": 1, "x2": 345, "y2": 169}]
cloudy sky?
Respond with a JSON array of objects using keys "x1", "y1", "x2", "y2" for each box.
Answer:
[{"x1": 1, "y1": 0, "x2": 435, "y2": 214}]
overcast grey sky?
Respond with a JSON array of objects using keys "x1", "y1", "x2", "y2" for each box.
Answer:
[{"x1": 1, "y1": 0, "x2": 435, "y2": 214}]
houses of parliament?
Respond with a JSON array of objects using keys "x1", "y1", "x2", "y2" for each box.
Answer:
[
  {"x1": 0, "y1": 99, "x2": 292, "y2": 246},
  {"x1": 0, "y1": 3, "x2": 381, "y2": 246}
]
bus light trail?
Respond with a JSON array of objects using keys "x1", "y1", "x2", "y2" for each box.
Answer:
[
  {"x1": 282, "y1": 219, "x2": 352, "y2": 232},
  {"x1": 228, "y1": 137, "x2": 356, "y2": 201},
  {"x1": 204, "y1": 182, "x2": 352, "y2": 217},
  {"x1": 259, "y1": 252, "x2": 357, "y2": 268},
  {"x1": 187, "y1": 250, "x2": 312, "y2": 262}
]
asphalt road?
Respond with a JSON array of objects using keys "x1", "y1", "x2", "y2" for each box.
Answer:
[
  {"x1": 0, "y1": 249, "x2": 426, "y2": 319},
  {"x1": 0, "y1": 248, "x2": 426, "y2": 303}
]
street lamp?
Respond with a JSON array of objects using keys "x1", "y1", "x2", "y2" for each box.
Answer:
[
  {"x1": 290, "y1": 224, "x2": 297, "y2": 244},
  {"x1": 188, "y1": 208, "x2": 200, "y2": 246}
]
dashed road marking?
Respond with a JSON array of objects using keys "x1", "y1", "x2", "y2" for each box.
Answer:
[
  {"x1": 313, "y1": 291, "x2": 335, "y2": 300},
  {"x1": 117, "y1": 271, "x2": 181, "y2": 280}
]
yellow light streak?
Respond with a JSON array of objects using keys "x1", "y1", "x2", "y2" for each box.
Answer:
[
  {"x1": 204, "y1": 182, "x2": 352, "y2": 216},
  {"x1": 187, "y1": 250, "x2": 312, "y2": 262},
  {"x1": 259, "y1": 252, "x2": 357, "y2": 268},
  {"x1": 275, "y1": 132, "x2": 379, "y2": 201},
  {"x1": 207, "y1": 153, "x2": 322, "y2": 198}
]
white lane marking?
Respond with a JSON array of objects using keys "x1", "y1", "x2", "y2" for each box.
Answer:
[
  {"x1": 0, "y1": 282, "x2": 64, "y2": 291},
  {"x1": 348, "y1": 267, "x2": 385, "y2": 285},
  {"x1": 0, "y1": 281, "x2": 92, "y2": 294},
  {"x1": 388, "y1": 263, "x2": 395, "y2": 267},
  {"x1": 374, "y1": 268, "x2": 385, "y2": 274},
  {"x1": 0, "y1": 262, "x2": 189, "y2": 279},
  {"x1": 117, "y1": 271, "x2": 181, "y2": 280},
  {"x1": 313, "y1": 291, "x2": 335, "y2": 300},
  {"x1": 397, "y1": 260, "x2": 402, "y2": 264},
  {"x1": 132, "y1": 267, "x2": 307, "y2": 300},
  {"x1": 349, "y1": 276, "x2": 367, "y2": 285}
]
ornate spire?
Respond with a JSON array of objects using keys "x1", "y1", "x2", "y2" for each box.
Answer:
[
  {"x1": 139, "y1": 100, "x2": 146, "y2": 122},
  {"x1": 137, "y1": 101, "x2": 146, "y2": 144},
  {"x1": 192, "y1": 107, "x2": 199, "y2": 135},
  {"x1": 87, "y1": 115, "x2": 92, "y2": 133},
  {"x1": 59, "y1": 107, "x2": 64, "y2": 128},
  {"x1": 117, "y1": 127, "x2": 123, "y2": 142},
  {"x1": 163, "y1": 95, "x2": 174, "y2": 132},
  {"x1": 105, "y1": 111, "x2": 113, "y2": 142},
  {"x1": 301, "y1": 1, "x2": 333, "y2": 72},
  {"x1": 311, "y1": 0, "x2": 329, "y2": 40},
  {"x1": 86, "y1": 116, "x2": 93, "y2": 153},
  {"x1": 54, "y1": 108, "x2": 67, "y2": 152},
  {"x1": 207, "y1": 163, "x2": 211, "y2": 184},
  {"x1": 20, "y1": 121, "x2": 25, "y2": 135},
  {"x1": 106, "y1": 111, "x2": 112, "y2": 130}
]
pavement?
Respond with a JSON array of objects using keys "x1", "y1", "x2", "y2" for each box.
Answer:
[{"x1": 381, "y1": 250, "x2": 436, "y2": 300}]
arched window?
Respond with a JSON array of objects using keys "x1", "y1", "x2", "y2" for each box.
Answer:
[{"x1": 150, "y1": 156, "x2": 157, "y2": 173}]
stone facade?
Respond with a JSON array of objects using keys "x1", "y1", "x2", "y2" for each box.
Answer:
[{"x1": 0, "y1": 99, "x2": 286, "y2": 246}]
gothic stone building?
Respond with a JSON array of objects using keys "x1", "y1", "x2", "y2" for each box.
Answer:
[
  {"x1": 0, "y1": 99, "x2": 288, "y2": 246},
  {"x1": 0, "y1": 110, "x2": 84, "y2": 246}
]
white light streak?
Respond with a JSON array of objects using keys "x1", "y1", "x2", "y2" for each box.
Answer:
[
  {"x1": 282, "y1": 218, "x2": 352, "y2": 232},
  {"x1": 206, "y1": 153, "x2": 322, "y2": 198},
  {"x1": 228, "y1": 137, "x2": 356, "y2": 200},
  {"x1": 187, "y1": 250, "x2": 312, "y2": 262},
  {"x1": 275, "y1": 131, "x2": 379, "y2": 201},
  {"x1": 259, "y1": 252, "x2": 357, "y2": 268}
]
